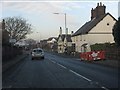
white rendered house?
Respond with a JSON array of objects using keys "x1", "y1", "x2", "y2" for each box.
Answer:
[{"x1": 72, "y1": 2, "x2": 117, "y2": 52}]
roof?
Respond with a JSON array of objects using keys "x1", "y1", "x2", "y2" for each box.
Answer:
[
  {"x1": 65, "y1": 35, "x2": 72, "y2": 42},
  {"x1": 58, "y1": 34, "x2": 66, "y2": 41},
  {"x1": 72, "y1": 13, "x2": 117, "y2": 36},
  {"x1": 48, "y1": 37, "x2": 57, "y2": 41},
  {"x1": 58, "y1": 34, "x2": 72, "y2": 42}
]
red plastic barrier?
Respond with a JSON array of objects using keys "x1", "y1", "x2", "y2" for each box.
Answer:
[
  {"x1": 80, "y1": 51, "x2": 105, "y2": 61},
  {"x1": 97, "y1": 51, "x2": 105, "y2": 60}
]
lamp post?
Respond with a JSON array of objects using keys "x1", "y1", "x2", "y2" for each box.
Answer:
[{"x1": 53, "y1": 13, "x2": 67, "y2": 34}]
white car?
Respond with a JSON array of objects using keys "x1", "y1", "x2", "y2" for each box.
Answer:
[{"x1": 31, "y1": 48, "x2": 44, "y2": 60}]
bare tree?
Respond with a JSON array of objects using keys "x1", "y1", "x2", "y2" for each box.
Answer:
[{"x1": 4, "y1": 17, "x2": 32, "y2": 42}]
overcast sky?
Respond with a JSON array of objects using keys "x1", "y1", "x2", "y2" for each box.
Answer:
[{"x1": 1, "y1": 0, "x2": 119, "y2": 41}]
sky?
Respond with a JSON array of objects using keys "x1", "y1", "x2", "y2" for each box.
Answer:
[{"x1": 0, "y1": 0, "x2": 119, "y2": 41}]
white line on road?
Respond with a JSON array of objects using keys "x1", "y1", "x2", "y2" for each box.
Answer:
[
  {"x1": 57, "y1": 63, "x2": 67, "y2": 69},
  {"x1": 101, "y1": 86, "x2": 109, "y2": 90},
  {"x1": 69, "y1": 70, "x2": 109, "y2": 90},
  {"x1": 51, "y1": 60, "x2": 56, "y2": 64},
  {"x1": 69, "y1": 69, "x2": 92, "y2": 82},
  {"x1": 49, "y1": 59, "x2": 108, "y2": 90},
  {"x1": 49, "y1": 59, "x2": 67, "y2": 69}
]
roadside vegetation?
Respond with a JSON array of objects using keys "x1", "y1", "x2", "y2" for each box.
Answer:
[
  {"x1": 90, "y1": 43, "x2": 115, "y2": 51},
  {"x1": 112, "y1": 17, "x2": 120, "y2": 47},
  {"x1": 2, "y1": 17, "x2": 32, "y2": 62}
]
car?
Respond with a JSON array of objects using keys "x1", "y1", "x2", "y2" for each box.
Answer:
[{"x1": 31, "y1": 48, "x2": 44, "y2": 60}]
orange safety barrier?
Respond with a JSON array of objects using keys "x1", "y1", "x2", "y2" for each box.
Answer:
[{"x1": 80, "y1": 51, "x2": 105, "y2": 61}]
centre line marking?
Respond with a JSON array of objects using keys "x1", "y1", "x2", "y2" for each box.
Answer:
[
  {"x1": 69, "y1": 69, "x2": 92, "y2": 82},
  {"x1": 57, "y1": 63, "x2": 67, "y2": 69},
  {"x1": 51, "y1": 60, "x2": 56, "y2": 63},
  {"x1": 101, "y1": 86, "x2": 109, "y2": 90}
]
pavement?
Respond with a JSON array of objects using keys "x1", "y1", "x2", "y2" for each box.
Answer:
[
  {"x1": 2, "y1": 51, "x2": 28, "y2": 73},
  {"x1": 90, "y1": 59, "x2": 119, "y2": 69}
]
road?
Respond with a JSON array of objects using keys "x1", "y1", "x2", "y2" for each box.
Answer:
[{"x1": 2, "y1": 52, "x2": 119, "y2": 89}]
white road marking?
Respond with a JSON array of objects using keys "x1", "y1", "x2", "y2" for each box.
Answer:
[
  {"x1": 49, "y1": 59, "x2": 67, "y2": 69},
  {"x1": 49, "y1": 58, "x2": 109, "y2": 90},
  {"x1": 101, "y1": 86, "x2": 109, "y2": 90},
  {"x1": 51, "y1": 60, "x2": 56, "y2": 64},
  {"x1": 57, "y1": 63, "x2": 67, "y2": 69},
  {"x1": 69, "y1": 69, "x2": 92, "y2": 82}
]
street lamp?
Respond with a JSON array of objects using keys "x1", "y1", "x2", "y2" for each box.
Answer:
[{"x1": 53, "y1": 13, "x2": 67, "y2": 34}]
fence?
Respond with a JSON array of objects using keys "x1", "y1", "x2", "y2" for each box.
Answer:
[{"x1": 2, "y1": 45, "x2": 23, "y2": 62}]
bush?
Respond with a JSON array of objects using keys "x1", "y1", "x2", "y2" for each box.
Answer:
[
  {"x1": 112, "y1": 17, "x2": 120, "y2": 47},
  {"x1": 90, "y1": 43, "x2": 114, "y2": 51}
]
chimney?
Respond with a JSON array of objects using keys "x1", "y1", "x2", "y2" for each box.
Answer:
[
  {"x1": 100, "y1": 2, "x2": 102, "y2": 6},
  {"x1": 71, "y1": 31, "x2": 74, "y2": 35},
  {"x1": 66, "y1": 28, "x2": 68, "y2": 35},
  {"x1": 97, "y1": 3, "x2": 99, "y2": 6},
  {"x1": 91, "y1": 8, "x2": 96, "y2": 20},
  {"x1": 59, "y1": 27, "x2": 62, "y2": 36},
  {"x1": 91, "y1": 2, "x2": 106, "y2": 20},
  {"x1": 97, "y1": 2, "x2": 106, "y2": 17}
]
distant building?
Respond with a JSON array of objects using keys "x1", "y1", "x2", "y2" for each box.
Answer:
[
  {"x1": 40, "y1": 39, "x2": 48, "y2": 49},
  {"x1": 15, "y1": 40, "x2": 29, "y2": 47},
  {"x1": 47, "y1": 37, "x2": 58, "y2": 52},
  {"x1": 47, "y1": 37, "x2": 57, "y2": 44},
  {"x1": 72, "y1": 2, "x2": 117, "y2": 52},
  {"x1": 57, "y1": 27, "x2": 72, "y2": 53}
]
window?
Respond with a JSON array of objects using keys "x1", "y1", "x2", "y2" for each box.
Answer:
[{"x1": 107, "y1": 23, "x2": 109, "y2": 26}]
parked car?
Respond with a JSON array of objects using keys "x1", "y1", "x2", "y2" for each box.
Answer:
[{"x1": 31, "y1": 48, "x2": 44, "y2": 60}]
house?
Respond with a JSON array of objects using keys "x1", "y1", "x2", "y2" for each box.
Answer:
[
  {"x1": 47, "y1": 37, "x2": 58, "y2": 52},
  {"x1": 57, "y1": 27, "x2": 72, "y2": 53},
  {"x1": 72, "y1": 2, "x2": 117, "y2": 53},
  {"x1": 40, "y1": 39, "x2": 48, "y2": 49},
  {"x1": 15, "y1": 40, "x2": 29, "y2": 47},
  {"x1": 47, "y1": 37, "x2": 57, "y2": 44}
]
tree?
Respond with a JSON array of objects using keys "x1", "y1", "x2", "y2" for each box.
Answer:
[
  {"x1": 112, "y1": 17, "x2": 120, "y2": 47},
  {"x1": 4, "y1": 17, "x2": 32, "y2": 43}
]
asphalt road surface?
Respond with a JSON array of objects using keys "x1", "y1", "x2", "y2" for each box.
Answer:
[{"x1": 2, "y1": 52, "x2": 119, "y2": 89}]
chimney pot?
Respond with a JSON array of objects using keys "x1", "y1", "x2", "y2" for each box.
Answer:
[
  {"x1": 59, "y1": 27, "x2": 62, "y2": 35},
  {"x1": 71, "y1": 31, "x2": 74, "y2": 34},
  {"x1": 97, "y1": 3, "x2": 99, "y2": 6}
]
